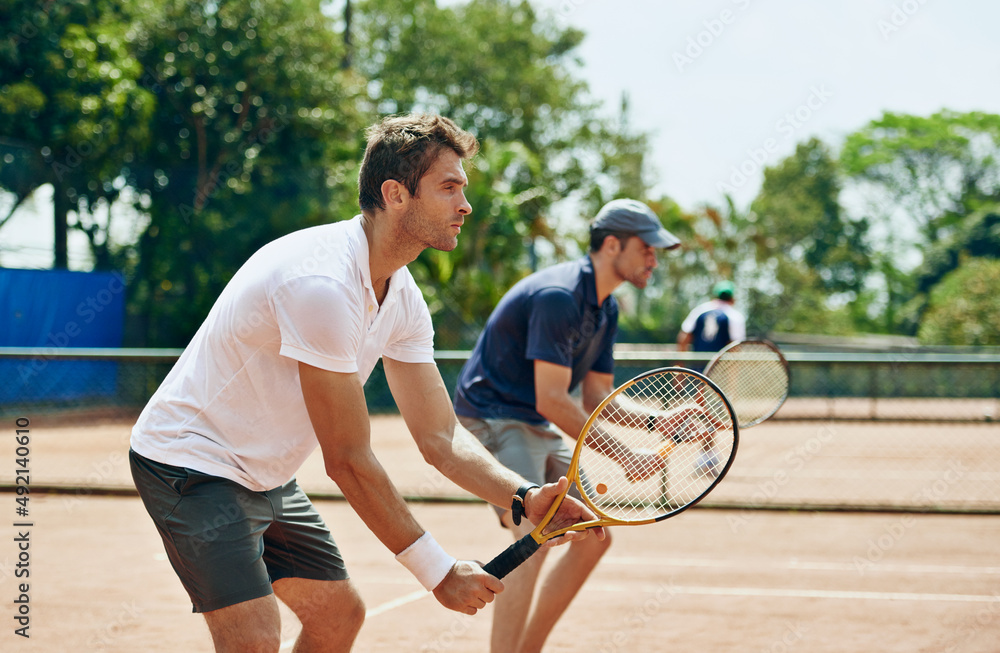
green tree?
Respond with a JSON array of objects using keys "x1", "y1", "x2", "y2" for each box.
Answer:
[
  {"x1": 589, "y1": 92, "x2": 651, "y2": 205},
  {"x1": 355, "y1": 0, "x2": 589, "y2": 149},
  {"x1": 918, "y1": 258, "x2": 1000, "y2": 346},
  {"x1": 841, "y1": 110, "x2": 1000, "y2": 244},
  {"x1": 900, "y1": 204, "x2": 1000, "y2": 333},
  {"x1": 841, "y1": 110, "x2": 1000, "y2": 334},
  {"x1": 630, "y1": 197, "x2": 758, "y2": 341},
  {"x1": 414, "y1": 140, "x2": 561, "y2": 347},
  {"x1": 0, "y1": 0, "x2": 154, "y2": 268},
  {"x1": 570, "y1": 92, "x2": 669, "y2": 342},
  {"x1": 749, "y1": 138, "x2": 873, "y2": 334},
  {"x1": 354, "y1": 0, "x2": 621, "y2": 338},
  {"x1": 123, "y1": 0, "x2": 366, "y2": 345}
]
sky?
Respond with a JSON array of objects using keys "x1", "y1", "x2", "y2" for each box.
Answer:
[
  {"x1": 532, "y1": 0, "x2": 1000, "y2": 209},
  {"x1": 3, "y1": 0, "x2": 1000, "y2": 269}
]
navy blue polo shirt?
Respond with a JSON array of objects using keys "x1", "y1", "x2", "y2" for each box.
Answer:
[{"x1": 454, "y1": 256, "x2": 618, "y2": 425}]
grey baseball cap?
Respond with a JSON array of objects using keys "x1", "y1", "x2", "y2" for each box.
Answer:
[{"x1": 590, "y1": 199, "x2": 681, "y2": 249}]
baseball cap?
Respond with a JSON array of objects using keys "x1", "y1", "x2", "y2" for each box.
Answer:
[
  {"x1": 590, "y1": 199, "x2": 681, "y2": 249},
  {"x1": 713, "y1": 280, "x2": 735, "y2": 300}
]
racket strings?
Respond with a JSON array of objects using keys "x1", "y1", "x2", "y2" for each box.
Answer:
[
  {"x1": 579, "y1": 370, "x2": 736, "y2": 523},
  {"x1": 706, "y1": 343, "x2": 788, "y2": 426}
]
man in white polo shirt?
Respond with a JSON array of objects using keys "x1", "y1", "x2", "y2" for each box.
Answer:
[{"x1": 129, "y1": 114, "x2": 601, "y2": 652}]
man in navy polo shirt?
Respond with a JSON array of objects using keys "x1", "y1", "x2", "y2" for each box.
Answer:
[{"x1": 454, "y1": 199, "x2": 681, "y2": 653}]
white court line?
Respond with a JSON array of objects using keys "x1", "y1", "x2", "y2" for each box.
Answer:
[
  {"x1": 589, "y1": 583, "x2": 1000, "y2": 604},
  {"x1": 731, "y1": 468, "x2": 1000, "y2": 482},
  {"x1": 365, "y1": 589, "x2": 430, "y2": 618},
  {"x1": 280, "y1": 577, "x2": 998, "y2": 648},
  {"x1": 281, "y1": 589, "x2": 431, "y2": 649},
  {"x1": 605, "y1": 556, "x2": 1000, "y2": 576}
]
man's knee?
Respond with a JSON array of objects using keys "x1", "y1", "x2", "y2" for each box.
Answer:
[
  {"x1": 341, "y1": 590, "x2": 366, "y2": 634},
  {"x1": 292, "y1": 580, "x2": 366, "y2": 636}
]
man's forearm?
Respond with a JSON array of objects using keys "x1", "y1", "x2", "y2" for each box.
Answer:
[
  {"x1": 425, "y1": 425, "x2": 524, "y2": 509},
  {"x1": 325, "y1": 449, "x2": 426, "y2": 554}
]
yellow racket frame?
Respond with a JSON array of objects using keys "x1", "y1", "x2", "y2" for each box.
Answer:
[{"x1": 524, "y1": 366, "x2": 738, "y2": 545}]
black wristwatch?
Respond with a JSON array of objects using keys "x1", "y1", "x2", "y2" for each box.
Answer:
[{"x1": 511, "y1": 482, "x2": 540, "y2": 526}]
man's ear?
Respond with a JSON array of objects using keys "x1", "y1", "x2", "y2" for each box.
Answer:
[
  {"x1": 380, "y1": 179, "x2": 409, "y2": 210},
  {"x1": 602, "y1": 234, "x2": 622, "y2": 254}
]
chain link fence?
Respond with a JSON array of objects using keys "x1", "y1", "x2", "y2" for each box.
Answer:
[{"x1": 2, "y1": 346, "x2": 998, "y2": 512}]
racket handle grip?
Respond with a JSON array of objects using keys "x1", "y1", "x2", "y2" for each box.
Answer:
[{"x1": 482, "y1": 532, "x2": 541, "y2": 579}]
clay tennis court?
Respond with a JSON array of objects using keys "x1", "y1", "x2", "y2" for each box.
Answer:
[{"x1": 3, "y1": 413, "x2": 999, "y2": 652}]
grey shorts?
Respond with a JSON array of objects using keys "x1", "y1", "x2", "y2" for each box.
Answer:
[
  {"x1": 129, "y1": 449, "x2": 348, "y2": 613},
  {"x1": 458, "y1": 416, "x2": 584, "y2": 523}
]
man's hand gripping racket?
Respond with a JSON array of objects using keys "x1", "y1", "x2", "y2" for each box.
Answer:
[{"x1": 483, "y1": 367, "x2": 739, "y2": 579}]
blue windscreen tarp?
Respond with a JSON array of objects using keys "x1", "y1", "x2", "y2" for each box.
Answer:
[{"x1": 0, "y1": 268, "x2": 126, "y2": 404}]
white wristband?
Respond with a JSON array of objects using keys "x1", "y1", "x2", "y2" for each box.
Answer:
[{"x1": 395, "y1": 532, "x2": 456, "y2": 591}]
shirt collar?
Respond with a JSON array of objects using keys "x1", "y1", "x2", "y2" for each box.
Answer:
[{"x1": 350, "y1": 214, "x2": 403, "y2": 302}]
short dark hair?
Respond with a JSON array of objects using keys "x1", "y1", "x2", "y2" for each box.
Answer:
[
  {"x1": 589, "y1": 228, "x2": 635, "y2": 252},
  {"x1": 358, "y1": 114, "x2": 479, "y2": 211}
]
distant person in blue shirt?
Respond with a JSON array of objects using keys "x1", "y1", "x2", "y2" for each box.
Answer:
[
  {"x1": 677, "y1": 280, "x2": 747, "y2": 364},
  {"x1": 454, "y1": 199, "x2": 681, "y2": 653}
]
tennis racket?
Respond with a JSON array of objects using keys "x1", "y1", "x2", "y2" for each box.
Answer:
[
  {"x1": 703, "y1": 339, "x2": 789, "y2": 429},
  {"x1": 482, "y1": 367, "x2": 738, "y2": 579}
]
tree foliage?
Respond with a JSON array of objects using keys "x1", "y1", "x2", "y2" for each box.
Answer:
[
  {"x1": 900, "y1": 204, "x2": 1000, "y2": 335},
  {"x1": 842, "y1": 110, "x2": 1000, "y2": 337},
  {"x1": 0, "y1": 0, "x2": 155, "y2": 268},
  {"x1": 353, "y1": 0, "x2": 618, "y2": 346},
  {"x1": 355, "y1": 0, "x2": 588, "y2": 149},
  {"x1": 748, "y1": 138, "x2": 873, "y2": 334},
  {"x1": 3, "y1": 1, "x2": 999, "y2": 349},
  {"x1": 841, "y1": 109, "x2": 1000, "y2": 243},
  {"x1": 122, "y1": 0, "x2": 367, "y2": 345},
  {"x1": 918, "y1": 258, "x2": 1000, "y2": 346}
]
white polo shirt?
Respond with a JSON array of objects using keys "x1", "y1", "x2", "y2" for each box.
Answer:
[{"x1": 130, "y1": 216, "x2": 436, "y2": 491}]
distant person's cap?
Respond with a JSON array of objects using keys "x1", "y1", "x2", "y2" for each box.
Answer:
[
  {"x1": 590, "y1": 199, "x2": 681, "y2": 249},
  {"x1": 713, "y1": 280, "x2": 735, "y2": 301}
]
